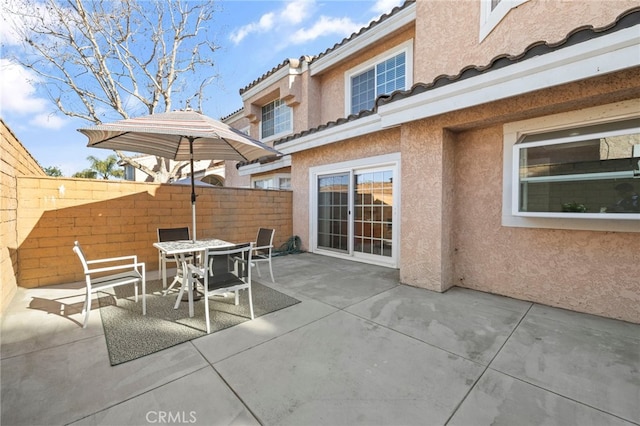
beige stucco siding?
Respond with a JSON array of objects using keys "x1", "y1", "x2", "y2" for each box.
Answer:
[
  {"x1": 453, "y1": 125, "x2": 640, "y2": 322},
  {"x1": 316, "y1": 26, "x2": 415, "y2": 126},
  {"x1": 287, "y1": 66, "x2": 640, "y2": 323},
  {"x1": 291, "y1": 128, "x2": 401, "y2": 251},
  {"x1": 415, "y1": 0, "x2": 640, "y2": 85}
]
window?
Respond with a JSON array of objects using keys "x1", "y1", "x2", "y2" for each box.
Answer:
[
  {"x1": 252, "y1": 174, "x2": 291, "y2": 190},
  {"x1": 124, "y1": 165, "x2": 135, "y2": 181},
  {"x1": 261, "y1": 99, "x2": 292, "y2": 139},
  {"x1": 502, "y1": 101, "x2": 640, "y2": 233},
  {"x1": 350, "y1": 52, "x2": 406, "y2": 115},
  {"x1": 345, "y1": 40, "x2": 412, "y2": 117},
  {"x1": 515, "y1": 119, "x2": 640, "y2": 217},
  {"x1": 479, "y1": 0, "x2": 529, "y2": 41}
]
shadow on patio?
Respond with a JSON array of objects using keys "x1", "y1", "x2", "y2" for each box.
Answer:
[{"x1": 1, "y1": 253, "x2": 638, "y2": 425}]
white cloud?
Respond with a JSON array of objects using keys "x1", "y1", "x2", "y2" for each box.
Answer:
[
  {"x1": 281, "y1": 0, "x2": 314, "y2": 25},
  {"x1": 0, "y1": 59, "x2": 47, "y2": 113},
  {"x1": 371, "y1": 0, "x2": 403, "y2": 15},
  {"x1": 30, "y1": 112, "x2": 66, "y2": 130},
  {"x1": 230, "y1": 12, "x2": 276, "y2": 44},
  {"x1": 0, "y1": 0, "x2": 69, "y2": 47},
  {"x1": 290, "y1": 15, "x2": 363, "y2": 45},
  {"x1": 0, "y1": 0, "x2": 28, "y2": 46},
  {"x1": 0, "y1": 59, "x2": 67, "y2": 129},
  {"x1": 230, "y1": 0, "x2": 315, "y2": 45}
]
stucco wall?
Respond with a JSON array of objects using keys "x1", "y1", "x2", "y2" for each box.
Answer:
[
  {"x1": 223, "y1": 160, "x2": 251, "y2": 188},
  {"x1": 16, "y1": 177, "x2": 292, "y2": 288},
  {"x1": 414, "y1": 0, "x2": 639, "y2": 84},
  {"x1": 317, "y1": 26, "x2": 415, "y2": 126},
  {"x1": 287, "y1": 66, "x2": 640, "y2": 323},
  {"x1": 1, "y1": 120, "x2": 46, "y2": 313},
  {"x1": 291, "y1": 128, "x2": 401, "y2": 251},
  {"x1": 407, "y1": 73, "x2": 640, "y2": 323},
  {"x1": 453, "y1": 125, "x2": 640, "y2": 323}
]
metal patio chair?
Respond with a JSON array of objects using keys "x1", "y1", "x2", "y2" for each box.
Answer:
[
  {"x1": 157, "y1": 227, "x2": 194, "y2": 293},
  {"x1": 72, "y1": 241, "x2": 146, "y2": 328},
  {"x1": 185, "y1": 243, "x2": 254, "y2": 333},
  {"x1": 252, "y1": 228, "x2": 275, "y2": 283}
]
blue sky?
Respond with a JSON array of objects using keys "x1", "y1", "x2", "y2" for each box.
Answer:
[{"x1": 0, "y1": 0, "x2": 402, "y2": 176}]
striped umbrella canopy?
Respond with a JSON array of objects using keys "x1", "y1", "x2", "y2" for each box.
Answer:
[{"x1": 78, "y1": 110, "x2": 280, "y2": 240}]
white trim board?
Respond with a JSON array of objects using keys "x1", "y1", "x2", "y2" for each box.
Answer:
[
  {"x1": 275, "y1": 27, "x2": 640, "y2": 155},
  {"x1": 378, "y1": 26, "x2": 640, "y2": 127},
  {"x1": 237, "y1": 155, "x2": 291, "y2": 176},
  {"x1": 310, "y1": 3, "x2": 416, "y2": 76}
]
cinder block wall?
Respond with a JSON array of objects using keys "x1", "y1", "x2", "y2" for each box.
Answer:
[
  {"x1": 1, "y1": 120, "x2": 46, "y2": 313},
  {"x1": 16, "y1": 176, "x2": 293, "y2": 288}
]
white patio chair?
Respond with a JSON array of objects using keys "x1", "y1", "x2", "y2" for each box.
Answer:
[
  {"x1": 252, "y1": 228, "x2": 275, "y2": 283},
  {"x1": 157, "y1": 227, "x2": 194, "y2": 293},
  {"x1": 185, "y1": 242, "x2": 254, "y2": 333},
  {"x1": 73, "y1": 241, "x2": 146, "y2": 328}
]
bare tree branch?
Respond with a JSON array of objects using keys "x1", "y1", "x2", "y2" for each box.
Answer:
[{"x1": 2, "y1": 0, "x2": 221, "y2": 182}]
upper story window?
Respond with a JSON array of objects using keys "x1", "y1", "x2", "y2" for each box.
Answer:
[
  {"x1": 261, "y1": 99, "x2": 292, "y2": 139},
  {"x1": 345, "y1": 40, "x2": 413, "y2": 117},
  {"x1": 479, "y1": 0, "x2": 529, "y2": 41},
  {"x1": 350, "y1": 52, "x2": 406, "y2": 115}
]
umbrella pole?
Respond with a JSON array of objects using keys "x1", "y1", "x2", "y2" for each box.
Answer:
[{"x1": 189, "y1": 137, "x2": 196, "y2": 242}]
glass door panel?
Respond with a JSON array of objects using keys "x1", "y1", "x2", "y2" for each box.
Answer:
[
  {"x1": 353, "y1": 169, "x2": 393, "y2": 258},
  {"x1": 317, "y1": 173, "x2": 349, "y2": 253}
]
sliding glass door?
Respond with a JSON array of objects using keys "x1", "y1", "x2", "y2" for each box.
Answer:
[
  {"x1": 312, "y1": 155, "x2": 399, "y2": 267},
  {"x1": 317, "y1": 173, "x2": 349, "y2": 253},
  {"x1": 353, "y1": 169, "x2": 393, "y2": 258}
]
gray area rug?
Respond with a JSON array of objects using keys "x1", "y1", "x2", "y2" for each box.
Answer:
[{"x1": 98, "y1": 279, "x2": 300, "y2": 365}]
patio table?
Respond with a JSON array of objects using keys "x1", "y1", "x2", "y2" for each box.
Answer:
[{"x1": 153, "y1": 238, "x2": 235, "y2": 317}]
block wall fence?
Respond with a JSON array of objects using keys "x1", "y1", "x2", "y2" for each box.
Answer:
[
  {"x1": 1, "y1": 120, "x2": 47, "y2": 314},
  {"x1": 16, "y1": 177, "x2": 293, "y2": 290},
  {"x1": 1, "y1": 120, "x2": 293, "y2": 314}
]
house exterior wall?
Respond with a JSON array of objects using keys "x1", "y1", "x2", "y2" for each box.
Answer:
[
  {"x1": 288, "y1": 66, "x2": 640, "y2": 323},
  {"x1": 221, "y1": 113, "x2": 252, "y2": 188},
  {"x1": 290, "y1": 128, "x2": 401, "y2": 251},
  {"x1": 233, "y1": 1, "x2": 640, "y2": 323},
  {"x1": 414, "y1": 0, "x2": 640, "y2": 85},
  {"x1": 1, "y1": 120, "x2": 46, "y2": 313},
  {"x1": 223, "y1": 160, "x2": 251, "y2": 188},
  {"x1": 315, "y1": 26, "x2": 415, "y2": 125},
  {"x1": 15, "y1": 177, "x2": 292, "y2": 288},
  {"x1": 453, "y1": 123, "x2": 639, "y2": 323},
  {"x1": 403, "y1": 69, "x2": 640, "y2": 323}
]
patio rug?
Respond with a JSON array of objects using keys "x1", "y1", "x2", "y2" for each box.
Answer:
[{"x1": 97, "y1": 279, "x2": 300, "y2": 366}]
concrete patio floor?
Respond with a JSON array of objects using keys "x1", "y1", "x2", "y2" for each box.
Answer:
[{"x1": 1, "y1": 253, "x2": 638, "y2": 426}]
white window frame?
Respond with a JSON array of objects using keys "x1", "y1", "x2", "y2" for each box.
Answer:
[
  {"x1": 309, "y1": 153, "x2": 401, "y2": 268},
  {"x1": 251, "y1": 173, "x2": 291, "y2": 190},
  {"x1": 502, "y1": 99, "x2": 640, "y2": 233},
  {"x1": 344, "y1": 40, "x2": 413, "y2": 117},
  {"x1": 479, "y1": 0, "x2": 529, "y2": 42},
  {"x1": 260, "y1": 99, "x2": 293, "y2": 142},
  {"x1": 124, "y1": 165, "x2": 135, "y2": 181}
]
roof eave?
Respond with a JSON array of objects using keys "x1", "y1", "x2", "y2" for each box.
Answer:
[
  {"x1": 275, "y1": 24, "x2": 640, "y2": 155},
  {"x1": 378, "y1": 25, "x2": 640, "y2": 128},
  {"x1": 309, "y1": 2, "x2": 417, "y2": 76}
]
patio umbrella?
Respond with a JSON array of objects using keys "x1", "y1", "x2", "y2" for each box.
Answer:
[{"x1": 78, "y1": 110, "x2": 280, "y2": 241}]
